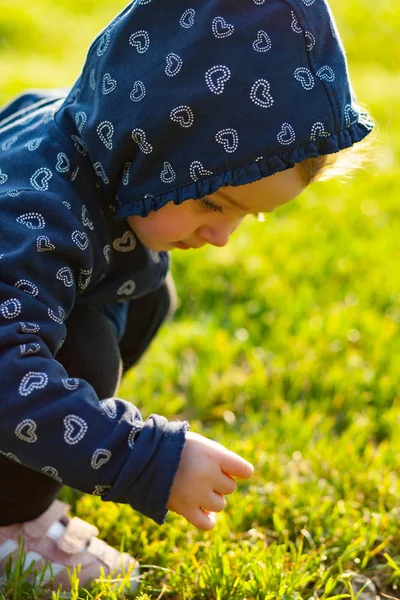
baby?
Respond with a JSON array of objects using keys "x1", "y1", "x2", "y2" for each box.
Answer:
[{"x1": 0, "y1": 0, "x2": 374, "y2": 593}]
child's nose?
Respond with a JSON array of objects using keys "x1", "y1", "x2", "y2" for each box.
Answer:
[{"x1": 196, "y1": 222, "x2": 232, "y2": 247}]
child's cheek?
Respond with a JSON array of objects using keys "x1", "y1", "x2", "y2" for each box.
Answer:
[{"x1": 128, "y1": 212, "x2": 189, "y2": 244}]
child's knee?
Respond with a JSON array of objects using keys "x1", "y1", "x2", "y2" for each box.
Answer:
[{"x1": 55, "y1": 305, "x2": 122, "y2": 399}]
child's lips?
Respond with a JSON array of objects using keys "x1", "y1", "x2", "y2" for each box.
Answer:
[{"x1": 174, "y1": 241, "x2": 191, "y2": 249}]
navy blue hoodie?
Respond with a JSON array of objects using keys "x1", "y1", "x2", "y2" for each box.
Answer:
[{"x1": 0, "y1": 0, "x2": 373, "y2": 523}]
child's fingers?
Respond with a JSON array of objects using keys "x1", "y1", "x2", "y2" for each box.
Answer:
[
  {"x1": 186, "y1": 507, "x2": 217, "y2": 531},
  {"x1": 215, "y1": 472, "x2": 237, "y2": 495},
  {"x1": 220, "y1": 451, "x2": 254, "y2": 479},
  {"x1": 206, "y1": 492, "x2": 226, "y2": 513}
]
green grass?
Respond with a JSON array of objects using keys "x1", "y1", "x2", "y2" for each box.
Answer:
[{"x1": 1, "y1": 0, "x2": 399, "y2": 598}]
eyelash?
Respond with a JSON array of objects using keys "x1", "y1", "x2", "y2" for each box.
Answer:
[
  {"x1": 200, "y1": 198, "x2": 223, "y2": 213},
  {"x1": 199, "y1": 199, "x2": 265, "y2": 221}
]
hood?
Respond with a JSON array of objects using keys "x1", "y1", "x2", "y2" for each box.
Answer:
[{"x1": 55, "y1": 0, "x2": 374, "y2": 219}]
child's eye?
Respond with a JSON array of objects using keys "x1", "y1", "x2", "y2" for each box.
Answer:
[{"x1": 199, "y1": 198, "x2": 223, "y2": 213}]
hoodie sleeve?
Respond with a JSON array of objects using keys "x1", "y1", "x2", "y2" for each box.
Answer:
[{"x1": 0, "y1": 190, "x2": 189, "y2": 525}]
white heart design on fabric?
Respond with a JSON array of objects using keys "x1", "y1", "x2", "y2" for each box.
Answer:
[
  {"x1": 55, "y1": 152, "x2": 70, "y2": 173},
  {"x1": 160, "y1": 161, "x2": 176, "y2": 183},
  {"x1": 113, "y1": 230, "x2": 136, "y2": 252},
  {"x1": 180, "y1": 8, "x2": 195, "y2": 28},
  {"x1": 0, "y1": 169, "x2": 8, "y2": 185},
  {"x1": 143, "y1": 193, "x2": 155, "y2": 204},
  {"x1": 190, "y1": 161, "x2": 213, "y2": 182},
  {"x1": 310, "y1": 122, "x2": 330, "y2": 142},
  {"x1": 344, "y1": 104, "x2": 359, "y2": 127},
  {"x1": 103, "y1": 245, "x2": 111, "y2": 263},
  {"x1": 1, "y1": 136, "x2": 18, "y2": 151},
  {"x1": 20, "y1": 322, "x2": 40, "y2": 333},
  {"x1": 250, "y1": 79, "x2": 274, "y2": 108},
  {"x1": 93, "y1": 485, "x2": 112, "y2": 497},
  {"x1": 302, "y1": 0, "x2": 315, "y2": 5},
  {"x1": 94, "y1": 162, "x2": 109, "y2": 185},
  {"x1": 316, "y1": 66, "x2": 335, "y2": 82},
  {"x1": 0, "y1": 298, "x2": 22, "y2": 320},
  {"x1": 71, "y1": 230, "x2": 89, "y2": 251},
  {"x1": 291, "y1": 11, "x2": 303, "y2": 34},
  {"x1": 215, "y1": 129, "x2": 239, "y2": 153},
  {"x1": 205, "y1": 65, "x2": 231, "y2": 95},
  {"x1": 102, "y1": 73, "x2": 117, "y2": 95},
  {"x1": 305, "y1": 31, "x2": 316, "y2": 51},
  {"x1": 15, "y1": 419, "x2": 38, "y2": 443},
  {"x1": 20, "y1": 342, "x2": 41, "y2": 356},
  {"x1": 63, "y1": 415, "x2": 88, "y2": 445},
  {"x1": 165, "y1": 53, "x2": 183, "y2": 77},
  {"x1": 71, "y1": 135, "x2": 87, "y2": 156},
  {"x1": 127, "y1": 428, "x2": 136, "y2": 449},
  {"x1": 37, "y1": 235, "x2": 55, "y2": 252},
  {"x1": 7, "y1": 189, "x2": 20, "y2": 197},
  {"x1": 212, "y1": 17, "x2": 234, "y2": 38},
  {"x1": 122, "y1": 162, "x2": 131, "y2": 186},
  {"x1": 294, "y1": 67, "x2": 315, "y2": 90},
  {"x1": 97, "y1": 121, "x2": 114, "y2": 150},
  {"x1": 81, "y1": 205, "x2": 94, "y2": 230},
  {"x1": 117, "y1": 280, "x2": 136, "y2": 296},
  {"x1": 15, "y1": 279, "x2": 39, "y2": 297},
  {"x1": 91, "y1": 448, "x2": 112, "y2": 469},
  {"x1": 26, "y1": 138, "x2": 42, "y2": 151},
  {"x1": 42, "y1": 466, "x2": 62, "y2": 483},
  {"x1": 129, "y1": 30, "x2": 150, "y2": 54},
  {"x1": 277, "y1": 122, "x2": 296, "y2": 145},
  {"x1": 78, "y1": 268, "x2": 92, "y2": 290},
  {"x1": 19, "y1": 372, "x2": 48, "y2": 396},
  {"x1": 56, "y1": 267, "x2": 74, "y2": 287},
  {"x1": 0, "y1": 452, "x2": 21, "y2": 463},
  {"x1": 48, "y1": 306, "x2": 65, "y2": 325},
  {"x1": 253, "y1": 30, "x2": 272, "y2": 52},
  {"x1": 30, "y1": 167, "x2": 53, "y2": 191},
  {"x1": 99, "y1": 399, "x2": 117, "y2": 419},
  {"x1": 170, "y1": 106, "x2": 194, "y2": 128},
  {"x1": 130, "y1": 81, "x2": 146, "y2": 102},
  {"x1": 131, "y1": 128, "x2": 153, "y2": 154},
  {"x1": 70, "y1": 166, "x2": 80, "y2": 182},
  {"x1": 90, "y1": 69, "x2": 96, "y2": 90},
  {"x1": 128, "y1": 424, "x2": 142, "y2": 449},
  {"x1": 75, "y1": 111, "x2": 87, "y2": 134},
  {"x1": 17, "y1": 212, "x2": 45, "y2": 230},
  {"x1": 97, "y1": 30, "x2": 110, "y2": 56},
  {"x1": 62, "y1": 378, "x2": 79, "y2": 390}
]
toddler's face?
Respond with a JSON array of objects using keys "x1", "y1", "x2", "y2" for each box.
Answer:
[{"x1": 127, "y1": 163, "x2": 306, "y2": 251}]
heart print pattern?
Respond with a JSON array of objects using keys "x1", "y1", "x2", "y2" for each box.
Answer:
[{"x1": 0, "y1": 0, "x2": 370, "y2": 511}]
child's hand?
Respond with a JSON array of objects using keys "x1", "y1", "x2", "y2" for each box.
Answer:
[{"x1": 167, "y1": 431, "x2": 254, "y2": 530}]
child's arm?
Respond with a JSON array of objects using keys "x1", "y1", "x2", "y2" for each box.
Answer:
[
  {"x1": 0, "y1": 191, "x2": 188, "y2": 525},
  {"x1": 167, "y1": 432, "x2": 254, "y2": 530}
]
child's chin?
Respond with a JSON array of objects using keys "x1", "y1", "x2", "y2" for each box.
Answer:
[
  {"x1": 132, "y1": 232, "x2": 171, "y2": 251},
  {"x1": 144, "y1": 240, "x2": 174, "y2": 252}
]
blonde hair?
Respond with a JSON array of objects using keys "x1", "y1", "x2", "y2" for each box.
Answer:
[{"x1": 297, "y1": 123, "x2": 377, "y2": 186}]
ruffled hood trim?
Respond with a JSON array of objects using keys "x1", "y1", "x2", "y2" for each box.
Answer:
[{"x1": 115, "y1": 116, "x2": 373, "y2": 218}]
